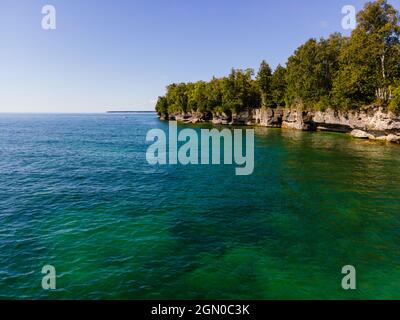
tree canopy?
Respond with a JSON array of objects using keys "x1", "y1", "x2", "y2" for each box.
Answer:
[
  {"x1": 156, "y1": 0, "x2": 400, "y2": 116},
  {"x1": 333, "y1": 0, "x2": 400, "y2": 108}
]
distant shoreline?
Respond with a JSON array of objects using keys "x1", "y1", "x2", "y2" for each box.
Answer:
[{"x1": 107, "y1": 111, "x2": 156, "y2": 114}]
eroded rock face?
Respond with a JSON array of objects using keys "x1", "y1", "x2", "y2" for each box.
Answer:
[
  {"x1": 254, "y1": 108, "x2": 283, "y2": 127},
  {"x1": 212, "y1": 112, "x2": 232, "y2": 125},
  {"x1": 313, "y1": 106, "x2": 400, "y2": 143},
  {"x1": 231, "y1": 110, "x2": 253, "y2": 125},
  {"x1": 167, "y1": 111, "x2": 212, "y2": 123},
  {"x1": 281, "y1": 108, "x2": 315, "y2": 131},
  {"x1": 158, "y1": 106, "x2": 400, "y2": 144},
  {"x1": 313, "y1": 106, "x2": 400, "y2": 133}
]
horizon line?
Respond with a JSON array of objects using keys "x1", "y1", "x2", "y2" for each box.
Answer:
[{"x1": 0, "y1": 111, "x2": 157, "y2": 114}]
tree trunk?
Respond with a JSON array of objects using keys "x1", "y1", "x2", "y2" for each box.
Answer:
[{"x1": 377, "y1": 53, "x2": 388, "y2": 102}]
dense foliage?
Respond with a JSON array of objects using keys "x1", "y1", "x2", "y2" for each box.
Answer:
[{"x1": 156, "y1": 0, "x2": 400, "y2": 116}]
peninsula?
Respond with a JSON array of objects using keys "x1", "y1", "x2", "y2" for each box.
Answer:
[{"x1": 155, "y1": 0, "x2": 400, "y2": 144}]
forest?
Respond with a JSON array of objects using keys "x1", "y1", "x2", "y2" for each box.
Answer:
[{"x1": 156, "y1": 0, "x2": 400, "y2": 117}]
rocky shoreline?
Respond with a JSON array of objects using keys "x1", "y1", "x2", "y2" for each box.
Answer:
[{"x1": 159, "y1": 106, "x2": 400, "y2": 144}]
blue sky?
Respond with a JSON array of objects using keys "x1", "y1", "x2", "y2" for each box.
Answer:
[{"x1": 0, "y1": 0, "x2": 397, "y2": 113}]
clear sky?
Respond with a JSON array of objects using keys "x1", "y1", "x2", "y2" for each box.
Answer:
[{"x1": 1, "y1": 0, "x2": 397, "y2": 113}]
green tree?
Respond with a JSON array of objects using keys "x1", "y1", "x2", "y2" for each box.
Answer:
[
  {"x1": 205, "y1": 77, "x2": 224, "y2": 112},
  {"x1": 286, "y1": 34, "x2": 345, "y2": 107},
  {"x1": 166, "y1": 83, "x2": 189, "y2": 113},
  {"x1": 221, "y1": 68, "x2": 260, "y2": 113},
  {"x1": 256, "y1": 60, "x2": 273, "y2": 107},
  {"x1": 389, "y1": 84, "x2": 400, "y2": 112},
  {"x1": 286, "y1": 39, "x2": 319, "y2": 106},
  {"x1": 271, "y1": 64, "x2": 287, "y2": 107},
  {"x1": 155, "y1": 96, "x2": 168, "y2": 115},
  {"x1": 333, "y1": 0, "x2": 400, "y2": 107},
  {"x1": 187, "y1": 81, "x2": 208, "y2": 113}
]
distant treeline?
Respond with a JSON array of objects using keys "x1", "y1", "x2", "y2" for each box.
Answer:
[{"x1": 156, "y1": 0, "x2": 400, "y2": 116}]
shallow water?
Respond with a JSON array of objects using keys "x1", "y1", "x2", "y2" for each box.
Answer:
[{"x1": 1, "y1": 113, "x2": 400, "y2": 299}]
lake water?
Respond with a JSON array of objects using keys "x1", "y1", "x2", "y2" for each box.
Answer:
[{"x1": 1, "y1": 113, "x2": 400, "y2": 299}]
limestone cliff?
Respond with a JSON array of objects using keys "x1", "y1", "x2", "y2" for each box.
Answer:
[{"x1": 160, "y1": 106, "x2": 400, "y2": 144}]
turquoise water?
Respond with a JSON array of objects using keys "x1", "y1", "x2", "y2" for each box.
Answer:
[{"x1": 1, "y1": 113, "x2": 400, "y2": 300}]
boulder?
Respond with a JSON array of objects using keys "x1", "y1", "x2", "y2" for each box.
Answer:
[
  {"x1": 386, "y1": 134, "x2": 400, "y2": 143},
  {"x1": 351, "y1": 129, "x2": 370, "y2": 139}
]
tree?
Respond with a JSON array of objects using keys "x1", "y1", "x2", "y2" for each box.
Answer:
[
  {"x1": 155, "y1": 96, "x2": 168, "y2": 115},
  {"x1": 256, "y1": 60, "x2": 273, "y2": 107},
  {"x1": 221, "y1": 68, "x2": 260, "y2": 113},
  {"x1": 166, "y1": 83, "x2": 189, "y2": 113},
  {"x1": 187, "y1": 81, "x2": 208, "y2": 113},
  {"x1": 333, "y1": 0, "x2": 400, "y2": 107},
  {"x1": 271, "y1": 64, "x2": 287, "y2": 107},
  {"x1": 206, "y1": 77, "x2": 224, "y2": 112},
  {"x1": 389, "y1": 84, "x2": 400, "y2": 112},
  {"x1": 286, "y1": 34, "x2": 345, "y2": 107},
  {"x1": 358, "y1": 0, "x2": 400, "y2": 101}
]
